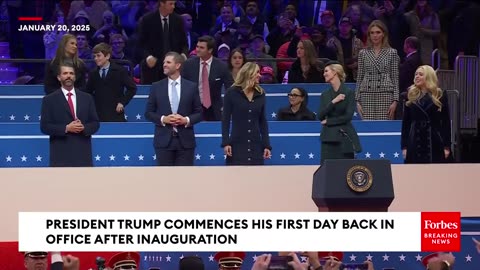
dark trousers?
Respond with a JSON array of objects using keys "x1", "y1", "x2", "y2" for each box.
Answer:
[
  {"x1": 155, "y1": 136, "x2": 194, "y2": 166},
  {"x1": 203, "y1": 106, "x2": 219, "y2": 121},
  {"x1": 140, "y1": 60, "x2": 166, "y2": 84}
]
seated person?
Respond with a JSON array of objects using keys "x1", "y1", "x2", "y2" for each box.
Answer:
[{"x1": 277, "y1": 87, "x2": 316, "y2": 121}]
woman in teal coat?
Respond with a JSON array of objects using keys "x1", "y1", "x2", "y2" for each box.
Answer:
[{"x1": 318, "y1": 61, "x2": 362, "y2": 164}]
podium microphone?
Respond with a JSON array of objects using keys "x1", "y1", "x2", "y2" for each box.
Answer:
[
  {"x1": 339, "y1": 128, "x2": 357, "y2": 155},
  {"x1": 96, "y1": 257, "x2": 106, "y2": 270}
]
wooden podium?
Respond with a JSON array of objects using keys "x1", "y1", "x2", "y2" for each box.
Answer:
[{"x1": 312, "y1": 159, "x2": 395, "y2": 212}]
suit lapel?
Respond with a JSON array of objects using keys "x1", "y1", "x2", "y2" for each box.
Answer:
[
  {"x1": 177, "y1": 78, "x2": 186, "y2": 113},
  {"x1": 208, "y1": 58, "x2": 215, "y2": 82},
  {"x1": 372, "y1": 48, "x2": 388, "y2": 72},
  {"x1": 193, "y1": 57, "x2": 200, "y2": 83},
  {"x1": 164, "y1": 79, "x2": 173, "y2": 114}
]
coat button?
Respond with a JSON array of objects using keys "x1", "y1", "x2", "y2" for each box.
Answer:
[
  {"x1": 248, "y1": 149, "x2": 251, "y2": 152},
  {"x1": 248, "y1": 158, "x2": 251, "y2": 161},
  {"x1": 248, "y1": 130, "x2": 251, "y2": 133},
  {"x1": 248, "y1": 140, "x2": 251, "y2": 143},
  {"x1": 248, "y1": 119, "x2": 251, "y2": 123},
  {"x1": 249, "y1": 110, "x2": 252, "y2": 113}
]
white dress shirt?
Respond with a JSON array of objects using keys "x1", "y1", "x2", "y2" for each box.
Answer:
[
  {"x1": 61, "y1": 88, "x2": 77, "y2": 118},
  {"x1": 198, "y1": 56, "x2": 213, "y2": 104},
  {"x1": 161, "y1": 76, "x2": 190, "y2": 127}
]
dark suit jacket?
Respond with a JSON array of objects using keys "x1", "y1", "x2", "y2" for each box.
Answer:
[
  {"x1": 44, "y1": 59, "x2": 87, "y2": 95},
  {"x1": 399, "y1": 51, "x2": 422, "y2": 95},
  {"x1": 298, "y1": 0, "x2": 344, "y2": 26},
  {"x1": 138, "y1": 11, "x2": 188, "y2": 60},
  {"x1": 40, "y1": 89, "x2": 100, "y2": 167},
  {"x1": 85, "y1": 62, "x2": 137, "y2": 122},
  {"x1": 187, "y1": 31, "x2": 200, "y2": 52},
  {"x1": 181, "y1": 57, "x2": 234, "y2": 120},
  {"x1": 318, "y1": 83, "x2": 362, "y2": 153},
  {"x1": 145, "y1": 77, "x2": 203, "y2": 149}
]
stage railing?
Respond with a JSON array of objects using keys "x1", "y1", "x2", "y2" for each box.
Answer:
[{"x1": 455, "y1": 55, "x2": 480, "y2": 133}]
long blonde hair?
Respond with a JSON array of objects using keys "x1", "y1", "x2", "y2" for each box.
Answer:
[
  {"x1": 232, "y1": 62, "x2": 264, "y2": 94},
  {"x1": 406, "y1": 65, "x2": 443, "y2": 110},
  {"x1": 366, "y1": 20, "x2": 391, "y2": 48}
]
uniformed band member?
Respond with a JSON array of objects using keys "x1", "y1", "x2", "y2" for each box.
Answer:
[
  {"x1": 24, "y1": 252, "x2": 48, "y2": 270},
  {"x1": 422, "y1": 253, "x2": 453, "y2": 270},
  {"x1": 107, "y1": 252, "x2": 140, "y2": 270},
  {"x1": 214, "y1": 252, "x2": 246, "y2": 270},
  {"x1": 317, "y1": 252, "x2": 343, "y2": 263},
  {"x1": 179, "y1": 256, "x2": 205, "y2": 270}
]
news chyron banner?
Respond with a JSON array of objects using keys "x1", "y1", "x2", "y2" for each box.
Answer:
[{"x1": 18, "y1": 212, "x2": 461, "y2": 252}]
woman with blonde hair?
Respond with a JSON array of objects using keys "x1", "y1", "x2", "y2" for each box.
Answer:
[
  {"x1": 401, "y1": 65, "x2": 452, "y2": 163},
  {"x1": 221, "y1": 62, "x2": 272, "y2": 165},
  {"x1": 44, "y1": 33, "x2": 87, "y2": 95},
  {"x1": 355, "y1": 19, "x2": 400, "y2": 120},
  {"x1": 318, "y1": 61, "x2": 362, "y2": 164}
]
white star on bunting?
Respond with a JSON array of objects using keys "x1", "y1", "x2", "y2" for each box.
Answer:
[
  {"x1": 24, "y1": 114, "x2": 30, "y2": 121},
  {"x1": 166, "y1": 255, "x2": 171, "y2": 262},
  {"x1": 252, "y1": 255, "x2": 258, "y2": 262},
  {"x1": 399, "y1": 255, "x2": 406, "y2": 261},
  {"x1": 123, "y1": 155, "x2": 130, "y2": 161},
  {"x1": 179, "y1": 255, "x2": 184, "y2": 260},
  {"x1": 349, "y1": 254, "x2": 356, "y2": 261},
  {"x1": 382, "y1": 254, "x2": 389, "y2": 261},
  {"x1": 300, "y1": 256, "x2": 308, "y2": 263},
  {"x1": 208, "y1": 255, "x2": 214, "y2": 262},
  {"x1": 109, "y1": 155, "x2": 116, "y2": 161},
  {"x1": 95, "y1": 155, "x2": 101, "y2": 161},
  {"x1": 308, "y1": 153, "x2": 314, "y2": 159},
  {"x1": 294, "y1": 153, "x2": 300, "y2": 159},
  {"x1": 136, "y1": 114, "x2": 142, "y2": 120},
  {"x1": 195, "y1": 154, "x2": 201, "y2": 160},
  {"x1": 153, "y1": 154, "x2": 156, "y2": 160},
  {"x1": 365, "y1": 152, "x2": 371, "y2": 158},
  {"x1": 6, "y1": 155, "x2": 12, "y2": 162},
  {"x1": 21, "y1": 155, "x2": 27, "y2": 162},
  {"x1": 209, "y1": 154, "x2": 215, "y2": 160},
  {"x1": 366, "y1": 254, "x2": 373, "y2": 261},
  {"x1": 124, "y1": 114, "x2": 128, "y2": 120},
  {"x1": 280, "y1": 153, "x2": 286, "y2": 159},
  {"x1": 38, "y1": 115, "x2": 41, "y2": 120},
  {"x1": 394, "y1": 152, "x2": 400, "y2": 158},
  {"x1": 35, "y1": 155, "x2": 42, "y2": 162},
  {"x1": 415, "y1": 254, "x2": 422, "y2": 261},
  {"x1": 379, "y1": 152, "x2": 385, "y2": 158},
  {"x1": 138, "y1": 155, "x2": 144, "y2": 161},
  {"x1": 466, "y1": 255, "x2": 472, "y2": 262},
  {"x1": 9, "y1": 115, "x2": 15, "y2": 120},
  {"x1": 271, "y1": 112, "x2": 276, "y2": 118}
]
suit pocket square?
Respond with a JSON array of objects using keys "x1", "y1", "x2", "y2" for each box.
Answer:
[{"x1": 215, "y1": 78, "x2": 221, "y2": 81}]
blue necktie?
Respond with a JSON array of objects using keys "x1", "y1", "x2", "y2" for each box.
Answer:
[
  {"x1": 171, "y1": 81, "x2": 179, "y2": 113},
  {"x1": 101, "y1": 68, "x2": 107, "y2": 79}
]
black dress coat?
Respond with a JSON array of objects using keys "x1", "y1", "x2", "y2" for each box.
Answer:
[
  {"x1": 277, "y1": 106, "x2": 316, "y2": 121},
  {"x1": 221, "y1": 86, "x2": 271, "y2": 165},
  {"x1": 401, "y1": 93, "x2": 452, "y2": 163}
]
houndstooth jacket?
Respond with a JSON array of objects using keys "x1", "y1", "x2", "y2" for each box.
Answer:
[{"x1": 354, "y1": 47, "x2": 400, "y2": 104}]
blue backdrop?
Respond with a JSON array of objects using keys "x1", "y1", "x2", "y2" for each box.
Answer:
[
  {"x1": 0, "y1": 84, "x2": 362, "y2": 122},
  {"x1": 138, "y1": 218, "x2": 480, "y2": 270},
  {"x1": 0, "y1": 121, "x2": 403, "y2": 167}
]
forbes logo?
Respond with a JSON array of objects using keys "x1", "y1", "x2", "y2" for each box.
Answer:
[
  {"x1": 424, "y1": 220, "x2": 459, "y2": 230},
  {"x1": 421, "y1": 212, "x2": 461, "y2": 252}
]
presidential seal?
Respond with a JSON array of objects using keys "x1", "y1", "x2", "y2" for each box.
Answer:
[{"x1": 346, "y1": 165, "x2": 373, "y2": 192}]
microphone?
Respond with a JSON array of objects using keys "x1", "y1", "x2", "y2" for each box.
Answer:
[
  {"x1": 96, "y1": 257, "x2": 106, "y2": 270},
  {"x1": 339, "y1": 128, "x2": 357, "y2": 154}
]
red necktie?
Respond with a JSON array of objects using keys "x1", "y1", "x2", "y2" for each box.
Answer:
[
  {"x1": 67, "y1": 92, "x2": 75, "y2": 119},
  {"x1": 202, "y1": 62, "x2": 211, "y2": 109}
]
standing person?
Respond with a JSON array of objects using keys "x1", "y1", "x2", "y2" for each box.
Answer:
[
  {"x1": 40, "y1": 63, "x2": 100, "y2": 167},
  {"x1": 221, "y1": 62, "x2": 272, "y2": 166},
  {"x1": 138, "y1": 0, "x2": 188, "y2": 84},
  {"x1": 44, "y1": 34, "x2": 87, "y2": 95},
  {"x1": 181, "y1": 35, "x2": 234, "y2": 121},
  {"x1": 401, "y1": 65, "x2": 452, "y2": 164},
  {"x1": 355, "y1": 20, "x2": 400, "y2": 120},
  {"x1": 318, "y1": 61, "x2": 361, "y2": 164},
  {"x1": 145, "y1": 52, "x2": 202, "y2": 166},
  {"x1": 86, "y1": 43, "x2": 137, "y2": 122}
]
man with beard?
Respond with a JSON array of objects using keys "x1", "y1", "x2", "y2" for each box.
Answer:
[
  {"x1": 145, "y1": 52, "x2": 202, "y2": 166},
  {"x1": 40, "y1": 63, "x2": 100, "y2": 167}
]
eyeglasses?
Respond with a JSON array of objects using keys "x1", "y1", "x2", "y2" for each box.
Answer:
[{"x1": 288, "y1": 93, "x2": 303, "y2": 97}]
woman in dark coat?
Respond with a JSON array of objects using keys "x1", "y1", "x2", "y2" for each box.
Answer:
[
  {"x1": 44, "y1": 33, "x2": 87, "y2": 95},
  {"x1": 277, "y1": 87, "x2": 316, "y2": 121},
  {"x1": 221, "y1": 62, "x2": 272, "y2": 165},
  {"x1": 401, "y1": 65, "x2": 452, "y2": 163},
  {"x1": 287, "y1": 39, "x2": 325, "y2": 83},
  {"x1": 318, "y1": 61, "x2": 362, "y2": 164}
]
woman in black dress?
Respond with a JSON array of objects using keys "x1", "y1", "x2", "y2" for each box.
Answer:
[
  {"x1": 277, "y1": 87, "x2": 316, "y2": 121},
  {"x1": 401, "y1": 65, "x2": 452, "y2": 163},
  {"x1": 221, "y1": 62, "x2": 272, "y2": 165}
]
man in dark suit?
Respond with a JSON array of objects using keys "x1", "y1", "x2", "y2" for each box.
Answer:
[
  {"x1": 181, "y1": 35, "x2": 234, "y2": 121},
  {"x1": 397, "y1": 36, "x2": 422, "y2": 119},
  {"x1": 181, "y1": 13, "x2": 199, "y2": 53},
  {"x1": 138, "y1": 0, "x2": 188, "y2": 84},
  {"x1": 86, "y1": 43, "x2": 137, "y2": 122},
  {"x1": 298, "y1": 0, "x2": 344, "y2": 27},
  {"x1": 40, "y1": 63, "x2": 100, "y2": 167},
  {"x1": 145, "y1": 52, "x2": 203, "y2": 166}
]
